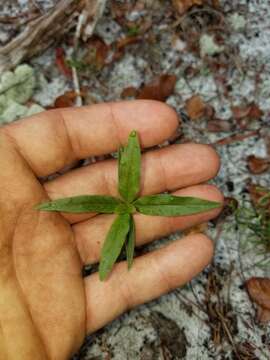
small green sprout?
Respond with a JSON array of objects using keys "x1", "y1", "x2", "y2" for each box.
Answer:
[
  {"x1": 127, "y1": 26, "x2": 140, "y2": 37},
  {"x1": 37, "y1": 131, "x2": 221, "y2": 280}
]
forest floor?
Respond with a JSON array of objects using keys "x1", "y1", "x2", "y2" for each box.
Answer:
[{"x1": 1, "y1": 1, "x2": 270, "y2": 359}]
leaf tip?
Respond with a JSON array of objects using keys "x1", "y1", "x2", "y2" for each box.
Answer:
[
  {"x1": 98, "y1": 268, "x2": 108, "y2": 281},
  {"x1": 34, "y1": 201, "x2": 56, "y2": 211},
  {"x1": 34, "y1": 202, "x2": 47, "y2": 211},
  {"x1": 209, "y1": 200, "x2": 223, "y2": 209},
  {"x1": 127, "y1": 260, "x2": 133, "y2": 270},
  {"x1": 130, "y1": 130, "x2": 137, "y2": 137}
]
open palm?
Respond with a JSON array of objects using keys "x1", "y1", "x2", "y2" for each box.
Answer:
[{"x1": 0, "y1": 100, "x2": 223, "y2": 360}]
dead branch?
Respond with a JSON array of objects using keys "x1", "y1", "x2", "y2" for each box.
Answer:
[{"x1": 0, "y1": 0, "x2": 107, "y2": 73}]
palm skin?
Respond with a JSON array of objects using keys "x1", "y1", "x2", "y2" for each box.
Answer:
[
  {"x1": 0, "y1": 101, "x2": 223, "y2": 360},
  {"x1": 0, "y1": 133, "x2": 85, "y2": 360}
]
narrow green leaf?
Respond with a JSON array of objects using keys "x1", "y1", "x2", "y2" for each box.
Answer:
[
  {"x1": 126, "y1": 216, "x2": 135, "y2": 269},
  {"x1": 118, "y1": 130, "x2": 141, "y2": 203},
  {"x1": 99, "y1": 213, "x2": 130, "y2": 281},
  {"x1": 134, "y1": 194, "x2": 221, "y2": 216},
  {"x1": 36, "y1": 195, "x2": 121, "y2": 213}
]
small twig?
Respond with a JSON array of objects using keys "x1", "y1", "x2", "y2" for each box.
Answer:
[
  {"x1": 0, "y1": 0, "x2": 107, "y2": 73},
  {"x1": 70, "y1": 0, "x2": 107, "y2": 107},
  {"x1": 29, "y1": 0, "x2": 43, "y2": 13},
  {"x1": 0, "y1": 0, "x2": 85, "y2": 73},
  {"x1": 72, "y1": 67, "x2": 83, "y2": 107},
  {"x1": 174, "y1": 291, "x2": 208, "y2": 324},
  {"x1": 212, "y1": 130, "x2": 259, "y2": 146},
  {"x1": 215, "y1": 308, "x2": 241, "y2": 360},
  {"x1": 71, "y1": 13, "x2": 85, "y2": 107}
]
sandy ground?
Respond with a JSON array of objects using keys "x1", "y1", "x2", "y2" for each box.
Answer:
[{"x1": 1, "y1": 1, "x2": 270, "y2": 359}]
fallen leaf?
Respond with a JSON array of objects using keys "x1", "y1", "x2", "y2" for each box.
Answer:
[
  {"x1": 247, "y1": 184, "x2": 270, "y2": 212},
  {"x1": 205, "y1": 104, "x2": 215, "y2": 119},
  {"x1": 121, "y1": 86, "x2": 138, "y2": 98},
  {"x1": 55, "y1": 48, "x2": 72, "y2": 78},
  {"x1": 137, "y1": 74, "x2": 177, "y2": 102},
  {"x1": 232, "y1": 103, "x2": 263, "y2": 129},
  {"x1": 246, "y1": 277, "x2": 270, "y2": 323},
  {"x1": 207, "y1": 119, "x2": 232, "y2": 132},
  {"x1": 231, "y1": 105, "x2": 251, "y2": 119},
  {"x1": 54, "y1": 91, "x2": 78, "y2": 108},
  {"x1": 172, "y1": 0, "x2": 203, "y2": 15},
  {"x1": 247, "y1": 155, "x2": 270, "y2": 174},
  {"x1": 186, "y1": 95, "x2": 206, "y2": 120},
  {"x1": 116, "y1": 36, "x2": 141, "y2": 50},
  {"x1": 249, "y1": 103, "x2": 264, "y2": 120},
  {"x1": 111, "y1": 48, "x2": 125, "y2": 64},
  {"x1": 84, "y1": 36, "x2": 110, "y2": 69}
]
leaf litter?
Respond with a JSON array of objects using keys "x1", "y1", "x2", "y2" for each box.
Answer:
[{"x1": 2, "y1": 0, "x2": 270, "y2": 358}]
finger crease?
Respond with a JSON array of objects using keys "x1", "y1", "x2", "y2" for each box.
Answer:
[
  {"x1": 108, "y1": 103, "x2": 123, "y2": 147},
  {"x1": 1, "y1": 128, "x2": 35, "y2": 172},
  {"x1": 152, "y1": 255, "x2": 174, "y2": 294},
  {"x1": 158, "y1": 154, "x2": 169, "y2": 192},
  {"x1": 101, "y1": 167, "x2": 114, "y2": 196},
  {"x1": 118, "y1": 273, "x2": 134, "y2": 311},
  {"x1": 59, "y1": 111, "x2": 78, "y2": 161}
]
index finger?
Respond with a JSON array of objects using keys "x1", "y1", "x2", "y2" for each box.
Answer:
[{"x1": 1, "y1": 100, "x2": 178, "y2": 177}]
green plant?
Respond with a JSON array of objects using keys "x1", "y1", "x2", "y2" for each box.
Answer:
[
  {"x1": 127, "y1": 26, "x2": 140, "y2": 37},
  {"x1": 37, "y1": 131, "x2": 221, "y2": 280},
  {"x1": 235, "y1": 187, "x2": 270, "y2": 252}
]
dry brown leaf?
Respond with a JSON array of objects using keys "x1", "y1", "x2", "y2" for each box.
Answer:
[
  {"x1": 85, "y1": 36, "x2": 109, "y2": 68},
  {"x1": 116, "y1": 36, "x2": 141, "y2": 50},
  {"x1": 248, "y1": 103, "x2": 264, "y2": 120},
  {"x1": 54, "y1": 90, "x2": 84, "y2": 108},
  {"x1": 247, "y1": 155, "x2": 270, "y2": 174},
  {"x1": 207, "y1": 119, "x2": 232, "y2": 132},
  {"x1": 55, "y1": 47, "x2": 72, "y2": 78},
  {"x1": 247, "y1": 184, "x2": 270, "y2": 212},
  {"x1": 137, "y1": 74, "x2": 177, "y2": 102},
  {"x1": 246, "y1": 277, "x2": 270, "y2": 323},
  {"x1": 232, "y1": 103, "x2": 264, "y2": 129},
  {"x1": 121, "y1": 86, "x2": 138, "y2": 98},
  {"x1": 172, "y1": 0, "x2": 203, "y2": 15},
  {"x1": 204, "y1": 104, "x2": 215, "y2": 119},
  {"x1": 186, "y1": 95, "x2": 206, "y2": 120},
  {"x1": 231, "y1": 105, "x2": 251, "y2": 120}
]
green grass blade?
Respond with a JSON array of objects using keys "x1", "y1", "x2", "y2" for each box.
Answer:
[
  {"x1": 36, "y1": 195, "x2": 121, "y2": 213},
  {"x1": 134, "y1": 194, "x2": 221, "y2": 216},
  {"x1": 99, "y1": 213, "x2": 130, "y2": 280},
  {"x1": 118, "y1": 130, "x2": 141, "y2": 203}
]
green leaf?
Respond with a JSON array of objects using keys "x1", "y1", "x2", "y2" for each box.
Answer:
[
  {"x1": 115, "y1": 202, "x2": 136, "y2": 214},
  {"x1": 36, "y1": 195, "x2": 121, "y2": 213},
  {"x1": 134, "y1": 194, "x2": 221, "y2": 216},
  {"x1": 126, "y1": 216, "x2": 135, "y2": 269},
  {"x1": 99, "y1": 213, "x2": 131, "y2": 281},
  {"x1": 118, "y1": 130, "x2": 141, "y2": 203}
]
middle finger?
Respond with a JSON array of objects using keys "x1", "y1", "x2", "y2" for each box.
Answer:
[{"x1": 44, "y1": 143, "x2": 220, "y2": 224}]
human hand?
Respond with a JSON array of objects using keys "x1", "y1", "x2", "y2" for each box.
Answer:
[{"x1": 0, "y1": 100, "x2": 223, "y2": 360}]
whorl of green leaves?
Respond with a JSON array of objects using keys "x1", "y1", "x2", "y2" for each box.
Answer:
[{"x1": 37, "y1": 131, "x2": 221, "y2": 280}]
